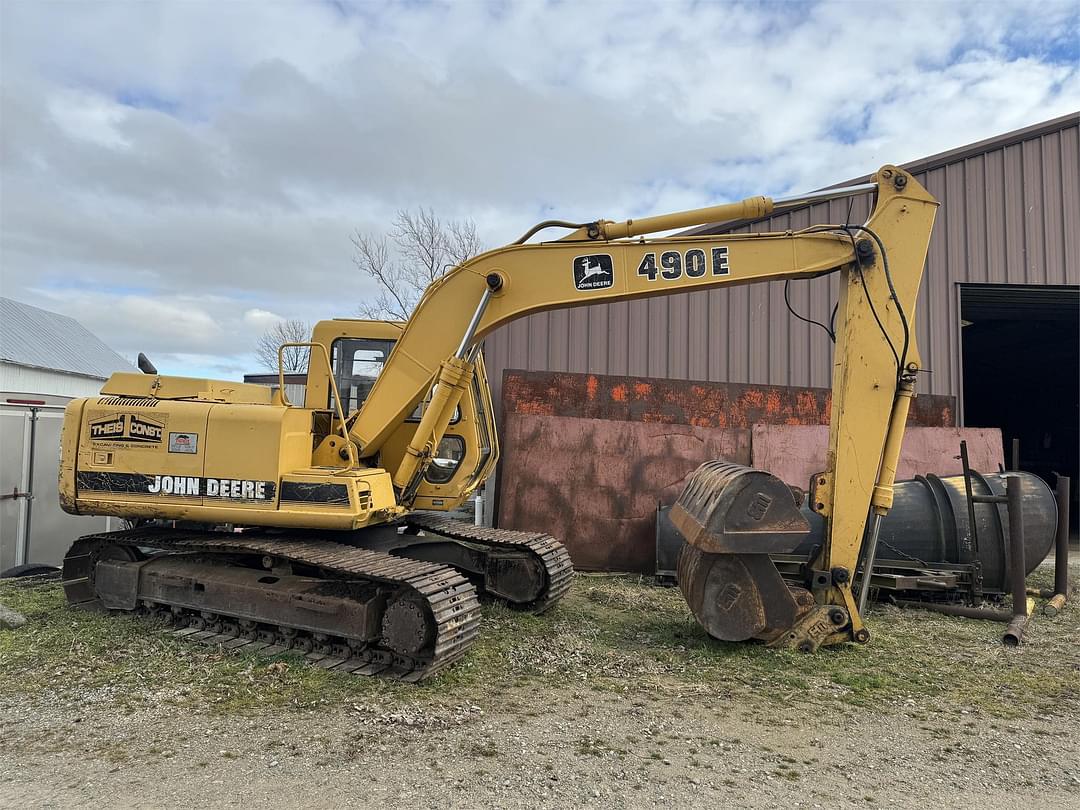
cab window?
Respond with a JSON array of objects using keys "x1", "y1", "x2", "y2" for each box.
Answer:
[
  {"x1": 425, "y1": 435, "x2": 466, "y2": 484},
  {"x1": 329, "y1": 338, "x2": 395, "y2": 413}
]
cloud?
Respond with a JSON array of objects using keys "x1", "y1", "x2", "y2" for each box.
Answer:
[{"x1": 1, "y1": 0, "x2": 1077, "y2": 376}]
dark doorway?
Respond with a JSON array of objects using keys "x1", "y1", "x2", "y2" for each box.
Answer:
[{"x1": 961, "y1": 284, "x2": 1079, "y2": 529}]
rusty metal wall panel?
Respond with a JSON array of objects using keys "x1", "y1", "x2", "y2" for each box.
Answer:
[
  {"x1": 482, "y1": 116, "x2": 1079, "y2": 425},
  {"x1": 501, "y1": 370, "x2": 956, "y2": 428},
  {"x1": 498, "y1": 412, "x2": 751, "y2": 572}
]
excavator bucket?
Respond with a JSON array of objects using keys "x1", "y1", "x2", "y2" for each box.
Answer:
[{"x1": 671, "y1": 462, "x2": 843, "y2": 650}]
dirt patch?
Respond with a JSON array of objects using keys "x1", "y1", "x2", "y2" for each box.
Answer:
[{"x1": 0, "y1": 564, "x2": 1077, "y2": 808}]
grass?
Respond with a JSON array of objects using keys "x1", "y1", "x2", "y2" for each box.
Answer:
[{"x1": 1, "y1": 564, "x2": 1077, "y2": 720}]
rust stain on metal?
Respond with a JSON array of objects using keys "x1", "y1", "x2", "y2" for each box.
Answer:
[
  {"x1": 497, "y1": 370, "x2": 957, "y2": 573},
  {"x1": 502, "y1": 370, "x2": 956, "y2": 427},
  {"x1": 498, "y1": 413, "x2": 750, "y2": 573}
]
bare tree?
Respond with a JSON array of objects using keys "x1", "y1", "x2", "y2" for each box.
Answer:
[
  {"x1": 255, "y1": 319, "x2": 311, "y2": 373},
  {"x1": 351, "y1": 208, "x2": 483, "y2": 321}
]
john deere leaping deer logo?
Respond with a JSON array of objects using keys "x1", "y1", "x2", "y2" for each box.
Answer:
[{"x1": 573, "y1": 254, "x2": 614, "y2": 291}]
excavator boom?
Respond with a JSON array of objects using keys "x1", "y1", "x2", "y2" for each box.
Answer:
[{"x1": 342, "y1": 163, "x2": 936, "y2": 647}]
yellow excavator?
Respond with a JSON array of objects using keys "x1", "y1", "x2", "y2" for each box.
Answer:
[{"x1": 59, "y1": 165, "x2": 937, "y2": 679}]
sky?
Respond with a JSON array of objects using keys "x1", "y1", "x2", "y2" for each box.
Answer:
[{"x1": 2, "y1": 0, "x2": 1077, "y2": 378}]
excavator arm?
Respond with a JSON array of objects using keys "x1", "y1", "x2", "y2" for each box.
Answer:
[{"x1": 351, "y1": 164, "x2": 937, "y2": 648}]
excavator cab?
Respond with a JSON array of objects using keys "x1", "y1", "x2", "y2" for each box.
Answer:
[{"x1": 303, "y1": 319, "x2": 499, "y2": 513}]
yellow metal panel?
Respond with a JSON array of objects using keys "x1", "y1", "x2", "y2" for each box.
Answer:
[
  {"x1": 74, "y1": 398, "x2": 211, "y2": 509},
  {"x1": 202, "y1": 404, "x2": 308, "y2": 501},
  {"x1": 351, "y1": 232, "x2": 856, "y2": 455},
  {"x1": 101, "y1": 372, "x2": 272, "y2": 404},
  {"x1": 57, "y1": 397, "x2": 86, "y2": 514}
]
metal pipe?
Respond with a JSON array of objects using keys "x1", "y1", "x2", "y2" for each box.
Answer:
[
  {"x1": 455, "y1": 287, "x2": 494, "y2": 359},
  {"x1": 1002, "y1": 614, "x2": 1029, "y2": 647},
  {"x1": 1007, "y1": 475, "x2": 1027, "y2": 616},
  {"x1": 1003, "y1": 475, "x2": 1029, "y2": 645},
  {"x1": 857, "y1": 513, "x2": 884, "y2": 616},
  {"x1": 1046, "y1": 475, "x2": 1070, "y2": 617},
  {"x1": 893, "y1": 600, "x2": 1012, "y2": 622},
  {"x1": 597, "y1": 197, "x2": 774, "y2": 240},
  {"x1": 21, "y1": 406, "x2": 39, "y2": 567},
  {"x1": 960, "y1": 441, "x2": 980, "y2": 553},
  {"x1": 1010, "y1": 437, "x2": 1020, "y2": 471}
]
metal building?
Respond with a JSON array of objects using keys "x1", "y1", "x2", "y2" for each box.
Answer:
[
  {"x1": 1, "y1": 297, "x2": 133, "y2": 572},
  {"x1": 485, "y1": 113, "x2": 1077, "y2": 406},
  {"x1": 483, "y1": 114, "x2": 1079, "y2": 553}
]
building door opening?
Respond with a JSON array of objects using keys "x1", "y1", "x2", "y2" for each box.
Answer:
[{"x1": 961, "y1": 284, "x2": 1079, "y2": 530}]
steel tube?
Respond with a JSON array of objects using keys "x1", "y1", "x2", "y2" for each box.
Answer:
[
  {"x1": 1002, "y1": 613, "x2": 1029, "y2": 646},
  {"x1": 1003, "y1": 475, "x2": 1029, "y2": 645},
  {"x1": 893, "y1": 600, "x2": 1012, "y2": 622},
  {"x1": 20, "y1": 407, "x2": 39, "y2": 568},
  {"x1": 1007, "y1": 475, "x2": 1027, "y2": 616},
  {"x1": 455, "y1": 287, "x2": 494, "y2": 359},
  {"x1": 1046, "y1": 475, "x2": 1070, "y2": 617},
  {"x1": 858, "y1": 513, "x2": 883, "y2": 616}
]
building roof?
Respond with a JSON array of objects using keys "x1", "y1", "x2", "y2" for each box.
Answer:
[
  {"x1": 243, "y1": 373, "x2": 308, "y2": 385},
  {"x1": 0, "y1": 297, "x2": 134, "y2": 379},
  {"x1": 686, "y1": 111, "x2": 1079, "y2": 235}
]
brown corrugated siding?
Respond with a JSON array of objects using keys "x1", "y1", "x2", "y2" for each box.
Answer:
[{"x1": 484, "y1": 115, "x2": 1079, "y2": 417}]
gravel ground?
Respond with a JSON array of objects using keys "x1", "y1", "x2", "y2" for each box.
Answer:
[
  {"x1": 1, "y1": 686, "x2": 1077, "y2": 809},
  {"x1": 1, "y1": 561, "x2": 1077, "y2": 808}
]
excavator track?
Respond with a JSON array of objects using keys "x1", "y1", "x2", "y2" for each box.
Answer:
[
  {"x1": 403, "y1": 513, "x2": 574, "y2": 613},
  {"x1": 62, "y1": 527, "x2": 481, "y2": 682}
]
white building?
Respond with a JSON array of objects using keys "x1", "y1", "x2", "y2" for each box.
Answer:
[{"x1": 1, "y1": 297, "x2": 134, "y2": 572}]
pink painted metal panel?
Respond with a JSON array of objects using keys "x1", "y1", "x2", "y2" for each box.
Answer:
[
  {"x1": 1022, "y1": 137, "x2": 1046, "y2": 284},
  {"x1": 587, "y1": 302, "x2": 608, "y2": 374},
  {"x1": 670, "y1": 292, "x2": 690, "y2": 380},
  {"x1": 646, "y1": 297, "x2": 669, "y2": 378},
  {"x1": 751, "y1": 424, "x2": 1005, "y2": 490},
  {"x1": 964, "y1": 154, "x2": 988, "y2": 283},
  {"x1": 499, "y1": 412, "x2": 750, "y2": 572},
  {"x1": 983, "y1": 148, "x2": 1007, "y2": 283},
  {"x1": 1041, "y1": 132, "x2": 1064, "y2": 285},
  {"x1": 568, "y1": 306, "x2": 590, "y2": 373},
  {"x1": 1060, "y1": 126, "x2": 1079, "y2": 278},
  {"x1": 1003, "y1": 143, "x2": 1027, "y2": 283},
  {"x1": 627, "y1": 298, "x2": 650, "y2": 377},
  {"x1": 606, "y1": 300, "x2": 629, "y2": 376}
]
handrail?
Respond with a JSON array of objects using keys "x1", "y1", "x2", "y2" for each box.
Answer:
[{"x1": 277, "y1": 342, "x2": 356, "y2": 470}]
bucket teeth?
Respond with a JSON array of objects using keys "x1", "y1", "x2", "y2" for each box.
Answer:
[{"x1": 672, "y1": 462, "x2": 815, "y2": 644}]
